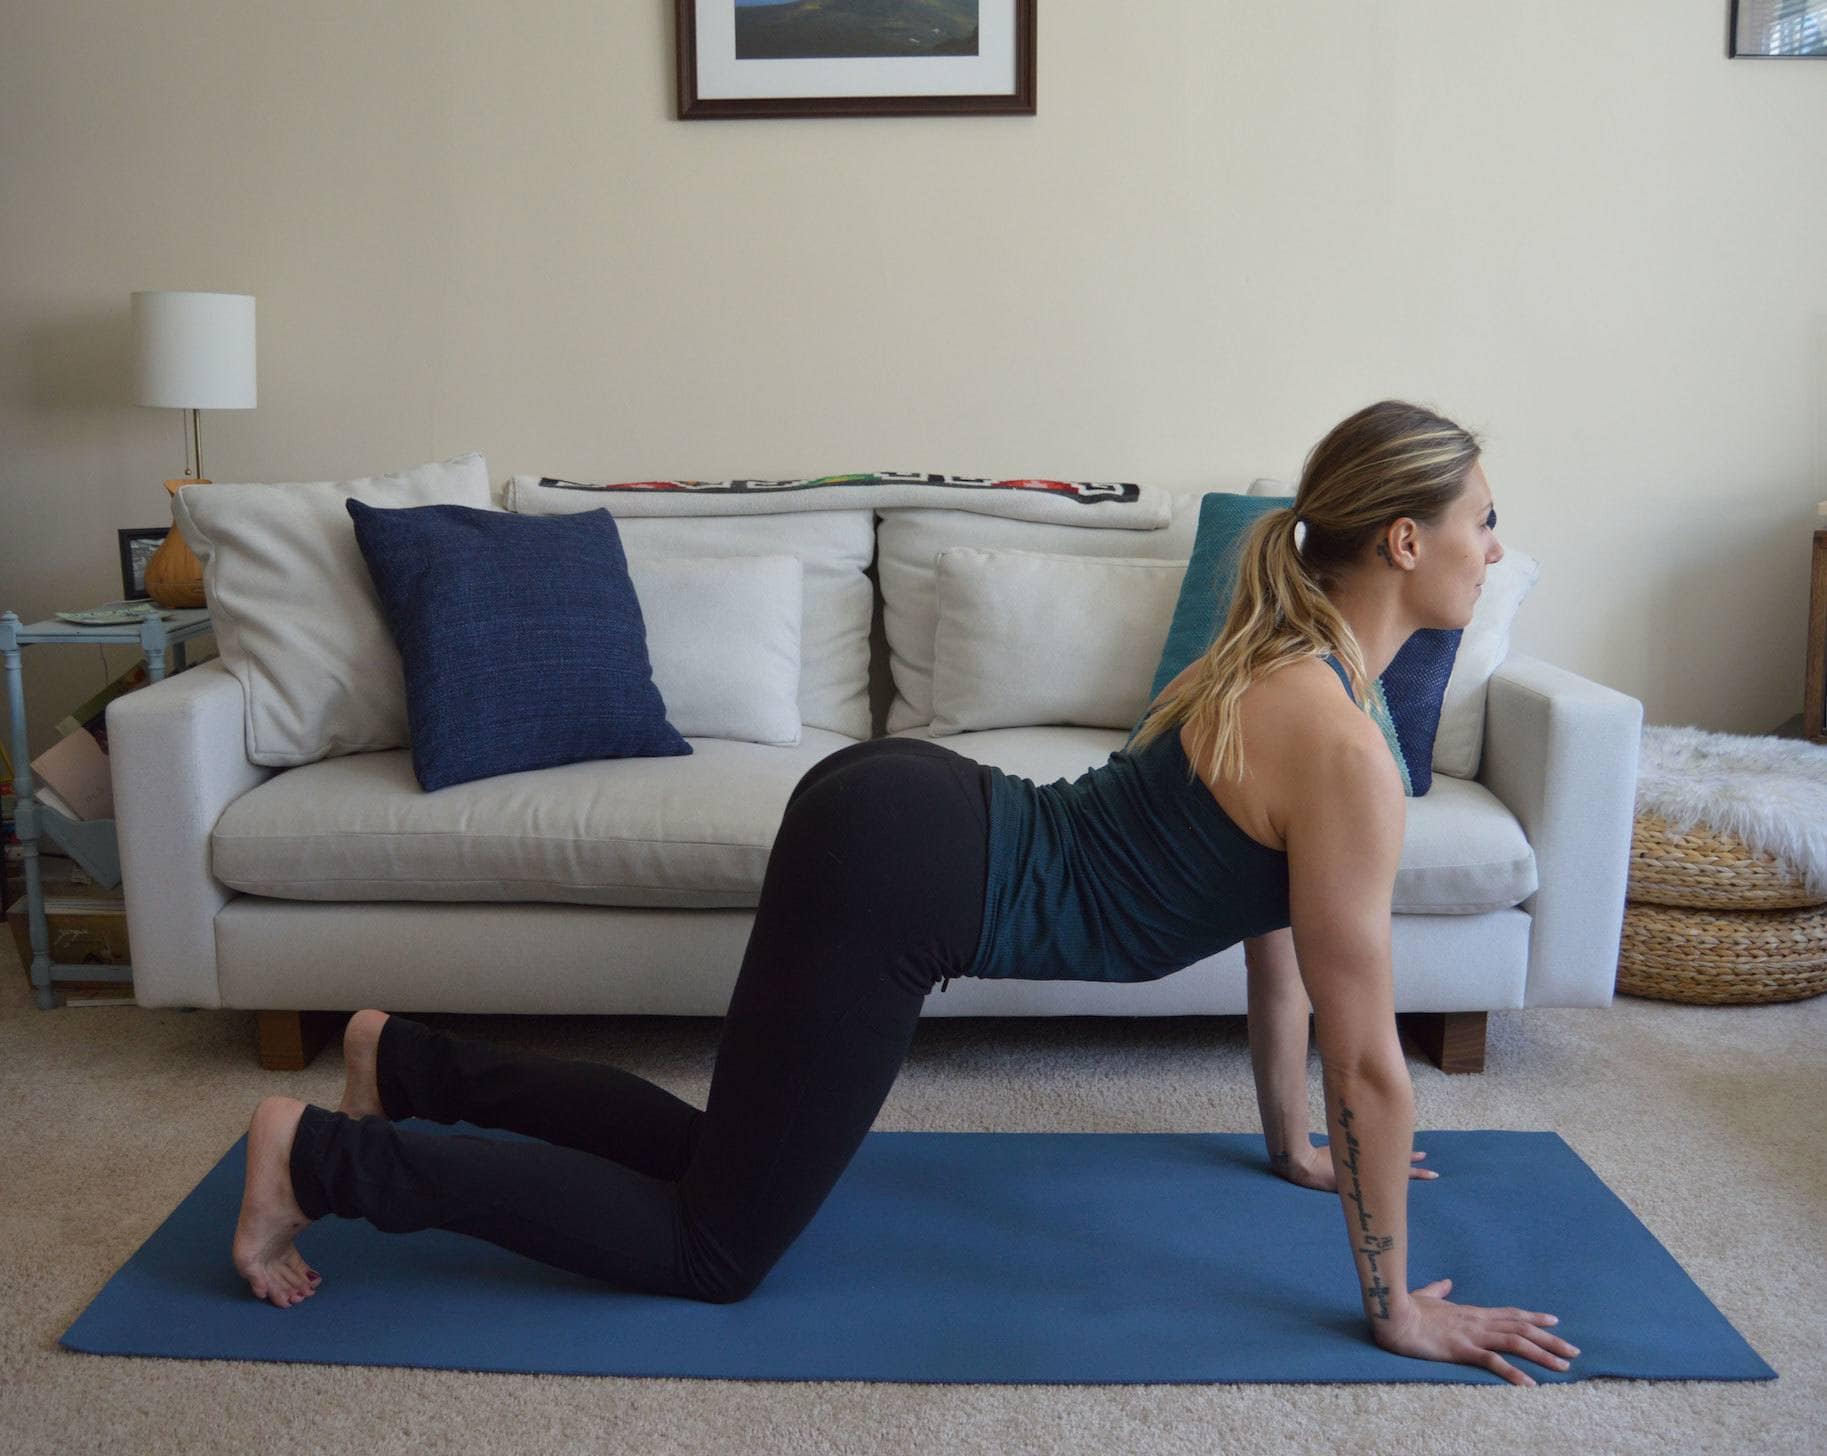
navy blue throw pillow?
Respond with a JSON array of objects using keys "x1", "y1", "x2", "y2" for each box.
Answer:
[
  {"x1": 1371, "y1": 627, "x2": 1460, "y2": 797},
  {"x1": 1135, "y1": 493, "x2": 1459, "y2": 796},
  {"x1": 346, "y1": 500, "x2": 691, "y2": 792}
]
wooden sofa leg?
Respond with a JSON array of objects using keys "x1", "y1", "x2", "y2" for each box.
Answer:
[
  {"x1": 256, "y1": 1010, "x2": 344, "y2": 1071},
  {"x1": 1398, "y1": 1011, "x2": 1487, "y2": 1074}
]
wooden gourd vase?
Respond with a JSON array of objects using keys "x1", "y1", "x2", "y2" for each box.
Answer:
[{"x1": 144, "y1": 478, "x2": 209, "y2": 609}]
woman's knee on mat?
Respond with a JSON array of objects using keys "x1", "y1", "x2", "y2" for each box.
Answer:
[{"x1": 674, "y1": 1229, "x2": 779, "y2": 1305}]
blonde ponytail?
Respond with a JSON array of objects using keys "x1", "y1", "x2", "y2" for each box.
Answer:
[{"x1": 1128, "y1": 400, "x2": 1481, "y2": 787}]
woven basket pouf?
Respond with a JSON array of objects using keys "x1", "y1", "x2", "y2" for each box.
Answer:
[
  {"x1": 1618, "y1": 900, "x2": 1827, "y2": 1004},
  {"x1": 1620, "y1": 811, "x2": 1827, "y2": 1004},
  {"x1": 1628, "y1": 810, "x2": 1824, "y2": 910}
]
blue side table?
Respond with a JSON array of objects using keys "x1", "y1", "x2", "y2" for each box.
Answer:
[{"x1": 1, "y1": 604, "x2": 215, "y2": 1009}]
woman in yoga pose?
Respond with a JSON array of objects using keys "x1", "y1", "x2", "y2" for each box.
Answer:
[{"x1": 233, "y1": 398, "x2": 1580, "y2": 1387}]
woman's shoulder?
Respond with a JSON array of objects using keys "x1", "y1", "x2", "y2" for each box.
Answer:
[
  {"x1": 1246, "y1": 656, "x2": 1369, "y2": 734},
  {"x1": 1176, "y1": 653, "x2": 1394, "y2": 855},
  {"x1": 1243, "y1": 658, "x2": 1393, "y2": 788},
  {"x1": 1173, "y1": 653, "x2": 1371, "y2": 755}
]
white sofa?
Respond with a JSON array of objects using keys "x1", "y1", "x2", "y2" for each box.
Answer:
[{"x1": 107, "y1": 484, "x2": 1644, "y2": 1075}]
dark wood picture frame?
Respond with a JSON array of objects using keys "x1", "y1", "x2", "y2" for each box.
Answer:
[
  {"x1": 1728, "y1": 0, "x2": 1826, "y2": 57},
  {"x1": 677, "y1": 0, "x2": 1036, "y2": 119},
  {"x1": 118, "y1": 527, "x2": 167, "y2": 600}
]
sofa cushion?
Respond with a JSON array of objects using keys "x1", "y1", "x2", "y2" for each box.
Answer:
[
  {"x1": 876, "y1": 492, "x2": 1204, "y2": 735},
  {"x1": 628, "y1": 554, "x2": 804, "y2": 746},
  {"x1": 929, "y1": 548, "x2": 1186, "y2": 735},
  {"x1": 210, "y1": 728, "x2": 862, "y2": 907},
  {"x1": 505, "y1": 491, "x2": 874, "y2": 741},
  {"x1": 347, "y1": 501, "x2": 692, "y2": 792},
  {"x1": 888, "y1": 725, "x2": 1538, "y2": 915},
  {"x1": 171, "y1": 453, "x2": 494, "y2": 767}
]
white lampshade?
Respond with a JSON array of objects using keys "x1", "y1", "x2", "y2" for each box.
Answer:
[{"x1": 132, "y1": 290, "x2": 257, "y2": 409}]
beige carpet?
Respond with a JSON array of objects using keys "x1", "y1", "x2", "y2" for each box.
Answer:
[{"x1": 3, "y1": 939, "x2": 1821, "y2": 1456}]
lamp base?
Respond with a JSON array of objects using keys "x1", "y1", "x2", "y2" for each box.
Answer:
[{"x1": 144, "y1": 478, "x2": 209, "y2": 609}]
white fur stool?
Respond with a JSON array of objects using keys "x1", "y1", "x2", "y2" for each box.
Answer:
[{"x1": 1619, "y1": 726, "x2": 1827, "y2": 1004}]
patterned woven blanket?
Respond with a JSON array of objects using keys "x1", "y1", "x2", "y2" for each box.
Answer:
[{"x1": 505, "y1": 472, "x2": 1171, "y2": 530}]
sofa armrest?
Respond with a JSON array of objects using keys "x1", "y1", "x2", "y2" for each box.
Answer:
[
  {"x1": 106, "y1": 659, "x2": 272, "y2": 1009},
  {"x1": 1476, "y1": 652, "x2": 1643, "y2": 1008}
]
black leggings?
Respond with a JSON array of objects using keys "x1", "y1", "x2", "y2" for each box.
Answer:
[{"x1": 287, "y1": 737, "x2": 992, "y2": 1304}]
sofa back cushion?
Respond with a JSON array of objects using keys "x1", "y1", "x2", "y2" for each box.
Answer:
[
  {"x1": 629, "y1": 555, "x2": 804, "y2": 746},
  {"x1": 172, "y1": 453, "x2": 494, "y2": 767},
  {"x1": 876, "y1": 492, "x2": 1205, "y2": 735},
  {"x1": 506, "y1": 492, "x2": 874, "y2": 742},
  {"x1": 929, "y1": 548, "x2": 1186, "y2": 735}
]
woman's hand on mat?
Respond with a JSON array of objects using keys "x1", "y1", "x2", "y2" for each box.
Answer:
[
  {"x1": 1275, "y1": 1143, "x2": 1435, "y2": 1193},
  {"x1": 1371, "y1": 1278, "x2": 1580, "y2": 1387}
]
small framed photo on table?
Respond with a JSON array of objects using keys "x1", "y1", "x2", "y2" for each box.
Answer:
[
  {"x1": 118, "y1": 527, "x2": 168, "y2": 600},
  {"x1": 677, "y1": 0, "x2": 1036, "y2": 118}
]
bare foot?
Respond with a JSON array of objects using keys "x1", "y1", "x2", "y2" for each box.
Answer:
[
  {"x1": 337, "y1": 1009, "x2": 391, "y2": 1120},
  {"x1": 232, "y1": 1096, "x2": 322, "y2": 1309}
]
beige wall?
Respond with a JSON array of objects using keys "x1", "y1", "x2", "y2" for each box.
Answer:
[{"x1": 4, "y1": 0, "x2": 1825, "y2": 754}]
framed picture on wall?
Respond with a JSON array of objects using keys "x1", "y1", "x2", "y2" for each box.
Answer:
[
  {"x1": 676, "y1": 0, "x2": 1036, "y2": 118},
  {"x1": 118, "y1": 527, "x2": 167, "y2": 600},
  {"x1": 1728, "y1": 0, "x2": 1826, "y2": 56}
]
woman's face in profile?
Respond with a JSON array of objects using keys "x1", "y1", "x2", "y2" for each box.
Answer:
[
  {"x1": 1418, "y1": 461, "x2": 1504, "y2": 627},
  {"x1": 1446, "y1": 462, "x2": 1505, "y2": 617}
]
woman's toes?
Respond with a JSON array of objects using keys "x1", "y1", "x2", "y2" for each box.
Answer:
[{"x1": 233, "y1": 1097, "x2": 320, "y2": 1308}]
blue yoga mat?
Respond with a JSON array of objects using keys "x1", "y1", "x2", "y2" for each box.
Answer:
[{"x1": 61, "y1": 1128, "x2": 1774, "y2": 1384}]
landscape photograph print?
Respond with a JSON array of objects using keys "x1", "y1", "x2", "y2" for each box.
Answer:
[
  {"x1": 677, "y1": 0, "x2": 1032, "y2": 117},
  {"x1": 734, "y1": 0, "x2": 979, "y2": 60}
]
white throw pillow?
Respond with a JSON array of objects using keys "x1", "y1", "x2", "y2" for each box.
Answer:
[
  {"x1": 1433, "y1": 547, "x2": 1541, "y2": 778},
  {"x1": 929, "y1": 547, "x2": 1187, "y2": 735},
  {"x1": 172, "y1": 453, "x2": 494, "y2": 766},
  {"x1": 627, "y1": 555, "x2": 803, "y2": 746},
  {"x1": 876, "y1": 494, "x2": 1205, "y2": 734}
]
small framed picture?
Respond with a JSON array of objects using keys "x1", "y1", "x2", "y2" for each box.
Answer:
[
  {"x1": 677, "y1": 0, "x2": 1036, "y2": 119},
  {"x1": 118, "y1": 527, "x2": 168, "y2": 600},
  {"x1": 1729, "y1": 0, "x2": 1826, "y2": 57}
]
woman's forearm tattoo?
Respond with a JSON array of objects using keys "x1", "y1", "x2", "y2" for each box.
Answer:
[{"x1": 1337, "y1": 1104, "x2": 1396, "y2": 1319}]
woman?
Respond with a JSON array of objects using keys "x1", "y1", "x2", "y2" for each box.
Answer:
[{"x1": 233, "y1": 399, "x2": 1579, "y2": 1387}]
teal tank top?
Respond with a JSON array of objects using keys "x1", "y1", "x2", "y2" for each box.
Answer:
[{"x1": 965, "y1": 655, "x2": 1355, "y2": 983}]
